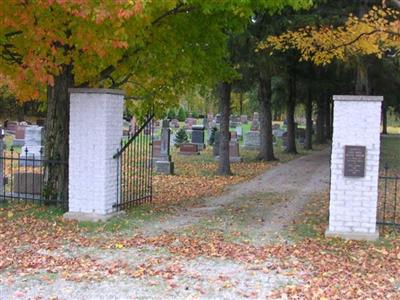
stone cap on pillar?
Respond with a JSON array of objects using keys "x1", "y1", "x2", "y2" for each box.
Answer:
[
  {"x1": 333, "y1": 95, "x2": 383, "y2": 102},
  {"x1": 68, "y1": 88, "x2": 125, "y2": 96}
]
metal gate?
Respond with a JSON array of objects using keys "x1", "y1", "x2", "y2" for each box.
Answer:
[
  {"x1": 377, "y1": 164, "x2": 399, "y2": 230},
  {"x1": 113, "y1": 114, "x2": 154, "y2": 211}
]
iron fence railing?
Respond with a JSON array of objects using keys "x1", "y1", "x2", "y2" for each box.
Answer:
[
  {"x1": 377, "y1": 164, "x2": 399, "y2": 231},
  {"x1": 0, "y1": 147, "x2": 68, "y2": 208}
]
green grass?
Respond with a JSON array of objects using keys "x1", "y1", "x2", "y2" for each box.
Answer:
[
  {"x1": 380, "y1": 135, "x2": 400, "y2": 172},
  {"x1": 77, "y1": 204, "x2": 167, "y2": 233}
]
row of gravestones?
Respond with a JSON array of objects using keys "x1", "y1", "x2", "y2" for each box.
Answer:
[
  {"x1": 152, "y1": 112, "x2": 260, "y2": 131},
  {"x1": 243, "y1": 123, "x2": 308, "y2": 150}
]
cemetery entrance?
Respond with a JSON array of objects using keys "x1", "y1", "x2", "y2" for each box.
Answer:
[{"x1": 113, "y1": 114, "x2": 154, "y2": 211}]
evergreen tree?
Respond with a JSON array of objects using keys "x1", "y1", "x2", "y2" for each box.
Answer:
[
  {"x1": 174, "y1": 128, "x2": 188, "y2": 147},
  {"x1": 177, "y1": 107, "x2": 186, "y2": 122}
]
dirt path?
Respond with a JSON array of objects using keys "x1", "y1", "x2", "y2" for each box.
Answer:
[{"x1": 143, "y1": 147, "x2": 331, "y2": 239}]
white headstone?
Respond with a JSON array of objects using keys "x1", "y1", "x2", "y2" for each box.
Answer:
[
  {"x1": 326, "y1": 95, "x2": 383, "y2": 241},
  {"x1": 21, "y1": 125, "x2": 43, "y2": 159}
]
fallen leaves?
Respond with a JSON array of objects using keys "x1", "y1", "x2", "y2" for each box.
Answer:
[{"x1": 153, "y1": 148, "x2": 276, "y2": 206}]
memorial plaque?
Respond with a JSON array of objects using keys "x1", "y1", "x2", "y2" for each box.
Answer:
[{"x1": 344, "y1": 145, "x2": 366, "y2": 177}]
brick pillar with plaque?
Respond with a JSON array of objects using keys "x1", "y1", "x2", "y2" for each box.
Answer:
[{"x1": 326, "y1": 95, "x2": 383, "y2": 240}]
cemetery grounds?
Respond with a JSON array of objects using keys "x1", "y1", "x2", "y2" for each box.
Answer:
[{"x1": 0, "y1": 136, "x2": 399, "y2": 299}]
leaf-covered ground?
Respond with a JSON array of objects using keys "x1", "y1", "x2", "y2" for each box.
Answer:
[{"x1": 1, "y1": 140, "x2": 399, "y2": 299}]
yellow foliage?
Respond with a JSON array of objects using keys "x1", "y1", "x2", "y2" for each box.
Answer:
[{"x1": 259, "y1": 6, "x2": 400, "y2": 65}]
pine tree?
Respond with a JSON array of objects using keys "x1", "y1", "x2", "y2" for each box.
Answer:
[
  {"x1": 174, "y1": 128, "x2": 188, "y2": 147},
  {"x1": 177, "y1": 107, "x2": 186, "y2": 122}
]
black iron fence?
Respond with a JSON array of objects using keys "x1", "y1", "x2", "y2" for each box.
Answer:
[
  {"x1": 0, "y1": 147, "x2": 68, "y2": 208},
  {"x1": 377, "y1": 164, "x2": 399, "y2": 231},
  {"x1": 113, "y1": 114, "x2": 154, "y2": 211}
]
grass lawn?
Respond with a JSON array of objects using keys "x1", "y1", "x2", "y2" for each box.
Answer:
[{"x1": 380, "y1": 135, "x2": 400, "y2": 173}]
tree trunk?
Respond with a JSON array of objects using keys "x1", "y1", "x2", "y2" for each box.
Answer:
[
  {"x1": 258, "y1": 74, "x2": 276, "y2": 161},
  {"x1": 286, "y1": 75, "x2": 297, "y2": 154},
  {"x1": 325, "y1": 96, "x2": 332, "y2": 140},
  {"x1": 355, "y1": 61, "x2": 370, "y2": 95},
  {"x1": 304, "y1": 87, "x2": 313, "y2": 150},
  {"x1": 382, "y1": 102, "x2": 388, "y2": 134},
  {"x1": 218, "y1": 82, "x2": 232, "y2": 175},
  {"x1": 239, "y1": 92, "x2": 243, "y2": 116},
  {"x1": 44, "y1": 64, "x2": 74, "y2": 206},
  {"x1": 315, "y1": 95, "x2": 326, "y2": 144}
]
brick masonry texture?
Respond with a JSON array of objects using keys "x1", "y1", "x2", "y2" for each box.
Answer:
[
  {"x1": 328, "y1": 96, "x2": 383, "y2": 237},
  {"x1": 68, "y1": 89, "x2": 124, "y2": 215}
]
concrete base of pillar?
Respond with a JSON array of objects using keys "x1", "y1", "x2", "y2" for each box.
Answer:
[
  {"x1": 155, "y1": 160, "x2": 174, "y2": 175},
  {"x1": 325, "y1": 229, "x2": 379, "y2": 241},
  {"x1": 64, "y1": 211, "x2": 125, "y2": 222}
]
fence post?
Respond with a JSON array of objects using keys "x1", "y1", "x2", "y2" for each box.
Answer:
[{"x1": 64, "y1": 88, "x2": 124, "y2": 222}]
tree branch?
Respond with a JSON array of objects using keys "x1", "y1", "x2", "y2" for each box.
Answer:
[{"x1": 80, "y1": 3, "x2": 194, "y2": 87}]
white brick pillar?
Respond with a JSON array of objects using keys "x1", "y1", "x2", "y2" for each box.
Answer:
[
  {"x1": 326, "y1": 95, "x2": 383, "y2": 240},
  {"x1": 64, "y1": 88, "x2": 124, "y2": 221}
]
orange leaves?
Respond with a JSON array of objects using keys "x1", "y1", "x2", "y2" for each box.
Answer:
[{"x1": 0, "y1": 0, "x2": 145, "y2": 100}]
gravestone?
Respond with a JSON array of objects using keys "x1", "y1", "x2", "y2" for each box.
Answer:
[
  {"x1": 185, "y1": 117, "x2": 196, "y2": 129},
  {"x1": 191, "y1": 125, "x2": 205, "y2": 150},
  {"x1": 179, "y1": 143, "x2": 200, "y2": 155},
  {"x1": 13, "y1": 124, "x2": 28, "y2": 146},
  {"x1": 250, "y1": 119, "x2": 260, "y2": 131},
  {"x1": 229, "y1": 141, "x2": 242, "y2": 162},
  {"x1": 244, "y1": 131, "x2": 260, "y2": 150},
  {"x1": 326, "y1": 95, "x2": 383, "y2": 241},
  {"x1": 296, "y1": 128, "x2": 306, "y2": 144},
  {"x1": 236, "y1": 126, "x2": 243, "y2": 139},
  {"x1": 203, "y1": 116, "x2": 209, "y2": 128},
  {"x1": 240, "y1": 115, "x2": 248, "y2": 124},
  {"x1": 170, "y1": 119, "x2": 180, "y2": 128},
  {"x1": 155, "y1": 120, "x2": 174, "y2": 174},
  {"x1": 253, "y1": 112, "x2": 259, "y2": 122},
  {"x1": 6, "y1": 121, "x2": 18, "y2": 133},
  {"x1": 230, "y1": 131, "x2": 238, "y2": 141},
  {"x1": 229, "y1": 116, "x2": 241, "y2": 128},
  {"x1": 20, "y1": 126, "x2": 43, "y2": 166},
  {"x1": 154, "y1": 120, "x2": 161, "y2": 128},
  {"x1": 152, "y1": 140, "x2": 161, "y2": 162},
  {"x1": 12, "y1": 172, "x2": 42, "y2": 195},
  {"x1": 272, "y1": 124, "x2": 280, "y2": 130},
  {"x1": 273, "y1": 128, "x2": 285, "y2": 138},
  {"x1": 281, "y1": 131, "x2": 288, "y2": 149}
]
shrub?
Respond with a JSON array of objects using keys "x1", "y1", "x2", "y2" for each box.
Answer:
[
  {"x1": 177, "y1": 107, "x2": 187, "y2": 122},
  {"x1": 167, "y1": 109, "x2": 176, "y2": 119},
  {"x1": 174, "y1": 128, "x2": 188, "y2": 147}
]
